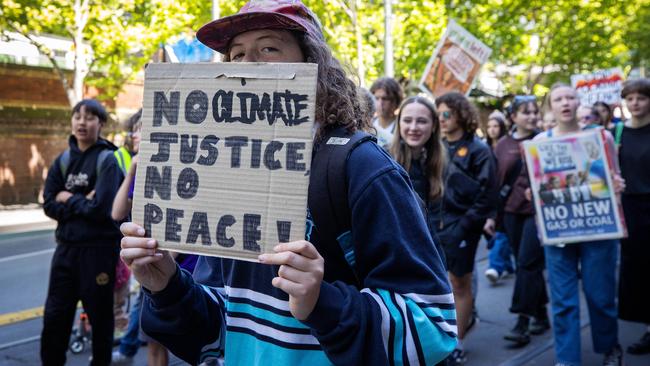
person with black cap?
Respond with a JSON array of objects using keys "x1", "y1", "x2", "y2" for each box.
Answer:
[{"x1": 119, "y1": 1, "x2": 457, "y2": 365}]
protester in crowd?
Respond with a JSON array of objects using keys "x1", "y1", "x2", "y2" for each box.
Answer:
[
  {"x1": 594, "y1": 101, "x2": 614, "y2": 129},
  {"x1": 41, "y1": 99, "x2": 124, "y2": 366},
  {"x1": 110, "y1": 112, "x2": 149, "y2": 364},
  {"x1": 541, "y1": 111, "x2": 557, "y2": 131},
  {"x1": 484, "y1": 112, "x2": 508, "y2": 149},
  {"x1": 434, "y1": 92, "x2": 497, "y2": 365},
  {"x1": 119, "y1": 1, "x2": 457, "y2": 365},
  {"x1": 112, "y1": 110, "x2": 141, "y2": 340},
  {"x1": 534, "y1": 83, "x2": 624, "y2": 366},
  {"x1": 111, "y1": 111, "x2": 198, "y2": 366},
  {"x1": 369, "y1": 76, "x2": 403, "y2": 148},
  {"x1": 577, "y1": 104, "x2": 602, "y2": 130},
  {"x1": 482, "y1": 111, "x2": 515, "y2": 285},
  {"x1": 358, "y1": 87, "x2": 376, "y2": 127},
  {"x1": 389, "y1": 96, "x2": 446, "y2": 237},
  {"x1": 617, "y1": 78, "x2": 650, "y2": 355},
  {"x1": 484, "y1": 96, "x2": 549, "y2": 347}
]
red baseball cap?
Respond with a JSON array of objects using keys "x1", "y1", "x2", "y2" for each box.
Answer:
[{"x1": 197, "y1": 0, "x2": 324, "y2": 55}]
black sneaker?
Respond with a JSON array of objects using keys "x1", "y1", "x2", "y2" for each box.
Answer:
[
  {"x1": 504, "y1": 315, "x2": 530, "y2": 346},
  {"x1": 529, "y1": 316, "x2": 550, "y2": 335},
  {"x1": 445, "y1": 348, "x2": 467, "y2": 366},
  {"x1": 627, "y1": 332, "x2": 650, "y2": 355},
  {"x1": 603, "y1": 344, "x2": 623, "y2": 366}
]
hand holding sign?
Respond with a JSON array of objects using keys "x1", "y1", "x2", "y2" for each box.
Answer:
[
  {"x1": 133, "y1": 63, "x2": 317, "y2": 261},
  {"x1": 259, "y1": 240, "x2": 324, "y2": 321},
  {"x1": 120, "y1": 222, "x2": 177, "y2": 293}
]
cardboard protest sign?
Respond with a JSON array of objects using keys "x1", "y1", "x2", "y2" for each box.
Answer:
[
  {"x1": 132, "y1": 62, "x2": 317, "y2": 261},
  {"x1": 419, "y1": 19, "x2": 492, "y2": 98},
  {"x1": 522, "y1": 130, "x2": 625, "y2": 245},
  {"x1": 571, "y1": 68, "x2": 624, "y2": 106}
]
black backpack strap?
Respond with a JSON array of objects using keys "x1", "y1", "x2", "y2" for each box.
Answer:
[
  {"x1": 308, "y1": 127, "x2": 376, "y2": 277},
  {"x1": 95, "y1": 149, "x2": 118, "y2": 179},
  {"x1": 59, "y1": 149, "x2": 71, "y2": 179}
]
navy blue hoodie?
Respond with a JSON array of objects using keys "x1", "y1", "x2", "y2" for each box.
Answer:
[
  {"x1": 140, "y1": 141, "x2": 457, "y2": 365},
  {"x1": 43, "y1": 136, "x2": 123, "y2": 246}
]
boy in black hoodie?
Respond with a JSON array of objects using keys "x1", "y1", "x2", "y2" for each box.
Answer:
[{"x1": 41, "y1": 99, "x2": 124, "y2": 366}]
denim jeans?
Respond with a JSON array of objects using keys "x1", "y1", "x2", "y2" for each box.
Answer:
[
  {"x1": 488, "y1": 231, "x2": 515, "y2": 275},
  {"x1": 119, "y1": 289, "x2": 143, "y2": 357},
  {"x1": 544, "y1": 240, "x2": 619, "y2": 365}
]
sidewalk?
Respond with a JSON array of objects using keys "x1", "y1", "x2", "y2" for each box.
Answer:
[
  {"x1": 0, "y1": 206, "x2": 55, "y2": 234},
  {"x1": 467, "y1": 244, "x2": 650, "y2": 365},
  {"x1": 1, "y1": 208, "x2": 649, "y2": 365}
]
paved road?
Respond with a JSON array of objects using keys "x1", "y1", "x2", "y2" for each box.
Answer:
[{"x1": 0, "y1": 230, "x2": 648, "y2": 365}]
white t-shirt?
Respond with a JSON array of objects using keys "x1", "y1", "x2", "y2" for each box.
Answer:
[{"x1": 372, "y1": 118, "x2": 396, "y2": 148}]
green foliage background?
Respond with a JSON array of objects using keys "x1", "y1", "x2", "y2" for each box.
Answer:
[{"x1": 2, "y1": 0, "x2": 649, "y2": 102}]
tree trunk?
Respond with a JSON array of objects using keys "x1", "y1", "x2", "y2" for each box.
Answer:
[
  {"x1": 383, "y1": 0, "x2": 394, "y2": 77},
  {"x1": 352, "y1": 0, "x2": 365, "y2": 86},
  {"x1": 69, "y1": 0, "x2": 90, "y2": 106}
]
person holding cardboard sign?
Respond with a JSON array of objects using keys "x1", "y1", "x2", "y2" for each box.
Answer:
[
  {"x1": 119, "y1": 1, "x2": 456, "y2": 365},
  {"x1": 533, "y1": 83, "x2": 625, "y2": 366}
]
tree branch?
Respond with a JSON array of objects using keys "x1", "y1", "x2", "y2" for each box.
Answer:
[{"x1": 5, "y1": 22, "x2": 72, "y2": 95}]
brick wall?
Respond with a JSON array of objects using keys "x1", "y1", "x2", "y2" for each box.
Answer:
[{"x1": 0, "y1": 63, "x2": 143, "y2": 206}]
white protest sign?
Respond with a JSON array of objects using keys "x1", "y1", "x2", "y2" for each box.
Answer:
[
  {"x1": 522, "y1": 130, "x2": 625, "y2": 245},
  {"x1": 570, "y1": 68, "x2": 624, "y2": 106},
  {"x1": 132, "y1": 63, "x2": 317, "y2": 262},
  {"x1": 419, "y1": 19, "x2": 492, "y2": 98}
]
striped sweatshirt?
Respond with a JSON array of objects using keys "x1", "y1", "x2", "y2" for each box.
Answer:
[{"x1": 141, "y1": 141, "x2": 457, "y2": 365}]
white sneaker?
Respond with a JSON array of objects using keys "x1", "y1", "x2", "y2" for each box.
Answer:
[
  {"x1": 111, "y1": 351, "x2": 134, "y2": 365},
  {"x1": 485, "y1": 268, "x2": 500, "y2": 285}
]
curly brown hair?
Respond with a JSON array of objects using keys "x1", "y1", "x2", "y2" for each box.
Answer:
[
  {"x1": 223, "y1": 31, "x2": 366, "y2": 140},
  {"x1": 390, "y1": 97, "x2": 446, "y2": 201},
  {"x1": 435, "y1": 92, "x2": 479, "y2": 135}
]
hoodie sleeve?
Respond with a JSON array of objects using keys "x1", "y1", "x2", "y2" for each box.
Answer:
[
  {"x1": 43, "y1": 155, "x2": 74, "y2": 222},
  {"x1": 459, "y1": 144, "x2": 498, "y2": 231},
  {"x1": 141, "y1": 259, "x2": 226, "y2": 365},
  {"x1": 66, "y1": 151, "x2": 123, "y2": 220},
  {"x1": 301, "y1": 144, "x2": 457, "y2": 366}
]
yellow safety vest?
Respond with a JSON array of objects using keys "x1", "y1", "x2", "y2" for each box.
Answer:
[{"x1": 113, "y1": 147, "x2": 132, "y2": 175}]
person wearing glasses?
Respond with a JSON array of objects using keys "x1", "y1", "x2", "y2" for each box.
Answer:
[
  {"x1": 434, "y1": 92, "x2": 498, "y2": 366},
  {"x1": 485, "y1": 95, "x2": 550, "y2": 347},
  {"x1": 577, "y1": 105, "x2": 602, "y2": 130}
]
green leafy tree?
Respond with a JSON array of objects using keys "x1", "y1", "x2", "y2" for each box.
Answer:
[
  {"x1": 443, "y1": 0, "x2": 637, "y2": 94},
  {"x1": 0, "y1": 0, "x2": 211, "y2": 106}
]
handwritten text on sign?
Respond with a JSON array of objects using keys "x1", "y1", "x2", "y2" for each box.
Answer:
[{"x1": 132, "y1": 63, "x2": 318, "y2": 261}]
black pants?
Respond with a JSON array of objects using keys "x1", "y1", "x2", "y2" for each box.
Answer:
[
  {"x1": 41, "y1": 244, "x2": 119, "y2": 366},
  {"x1": 503, "y1": 213, "x2": 548, "y2": 317},
  {"x1": 619, "y1": 194, "x2": 650, "y2": 323}
]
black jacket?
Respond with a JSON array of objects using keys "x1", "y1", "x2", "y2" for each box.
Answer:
[
  {"x1": 43, "y1": 136, "x2": 124, "y2": 245},
  {"x1": 434, "y1": 134, "x2": 498, "y2": 233}
]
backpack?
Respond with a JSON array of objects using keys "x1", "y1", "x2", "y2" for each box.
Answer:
[
  {"x1": 308, "y1": 127, "x2": 435, "y2": 283},
  {"x1": 59, "y1": 148, "x2": 115, "y2": 180}
]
